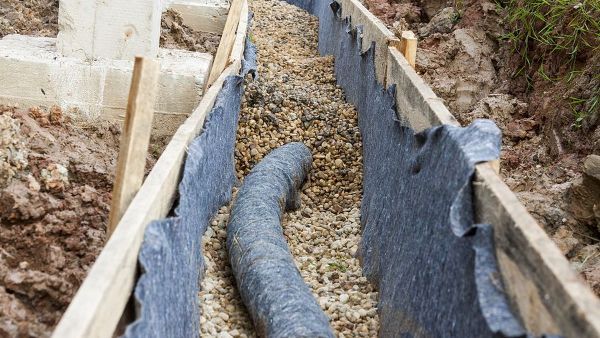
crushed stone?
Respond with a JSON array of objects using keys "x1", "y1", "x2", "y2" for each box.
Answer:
[{"x1": 200, "y1": 0, "x2": 379, "y2": 336}]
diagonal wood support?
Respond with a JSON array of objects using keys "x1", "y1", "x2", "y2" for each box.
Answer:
[{"x1": 108, "y1": 57, "x2": 160, "y2": 236}]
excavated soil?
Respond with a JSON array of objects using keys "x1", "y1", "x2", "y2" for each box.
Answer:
[
  {"x1": 0, "y1": 3, "x2": 218, "y2": 337},
  {"x1": 199, "y1": 0, "x2": 378, "y2": 337},
  {"x1": 0, "y1": 0, "x2": 221, "y2": 54},
  {"x1": 363, "y1": 0, "x2": 600, "y2": 294},
  {"x1": 0, "y1": 105, "x2": 121, "y2": 337},
  {"x1": 0, "y1": 0, "x2": 58, "y2": 38},
  {"x1": 160, "y1": 9, "x2": 221, "y2": 55}
]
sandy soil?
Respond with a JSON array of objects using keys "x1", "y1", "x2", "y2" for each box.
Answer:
[
  {"x1": 161, "y1": 9, "x2": 221, "y2": 55},
  {"x1": 0, "y1": 0, "x2": 221, "y2": 54},
  {"x1": 363, "y1": 0, "x2": 600, "y2": 294}
]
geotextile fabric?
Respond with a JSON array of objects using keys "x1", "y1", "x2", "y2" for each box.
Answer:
[
  {"x1": 227, "y1": 142, "x2": 334, "y2": 338},
  {"x1": 122, "y1": 39, "x2": 257, "y2": 338},
  {"x1": 281, "y1": 0, "x2": 531, "y2": 337}
]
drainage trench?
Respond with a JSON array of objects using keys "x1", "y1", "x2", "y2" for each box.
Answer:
[
  {"x1": 127, "y1": 0, "x2": 539, "y2": 336},
  {"x1": 199, "y1": 0, "x2": 379, "y2": 336}
]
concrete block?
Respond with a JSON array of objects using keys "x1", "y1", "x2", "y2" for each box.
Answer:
[
  {"x1": 0, "y1": 35, "x2": 212, "y2": 123},
  {"x1": 57, "y1": 0, "x2": 163, "y2": 60},
  {"x1": 168, "y1": 0, "x2": 229, "y2": 34}
]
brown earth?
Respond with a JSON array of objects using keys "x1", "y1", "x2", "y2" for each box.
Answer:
[
  {"x1": 363, "y1": 0, "x2": 600, "y2": 295},
  {"x1": 0, "y1": 0, "x2": 58, "y2": 38},
  {"x1": 0, "y1": 2, "x2": 208, "y2": 336},
  {"x1": 0, "y1": 105, "x2": 121, "y2": 337},
  {"x1": 0, "y1": 0, "x2": 221, "y2": 54},
  {"x1": 0, "y1": 104, "x2": 165, "y2": 337},
  {"x1": 160, "y1": 9, "x2": 222, "y2": 55}
]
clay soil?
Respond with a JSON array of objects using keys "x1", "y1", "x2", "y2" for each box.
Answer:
[
  {"x1": 0, "y1": 105, "x2": 122, "y2": 337},
  {"x1": 0, "y1": 0, "x2": 221, "y2": 54},
  {"x1": 363, "y1": 0, "x2": 600, "y2": 294}
]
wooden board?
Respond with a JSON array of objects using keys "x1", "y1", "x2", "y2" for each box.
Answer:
[
  {"x1": 230, "y1": 0, "x2": 249, "y2": 65},
  {"x1": 51, "y1": 2, "x2": 249, "y2": 337},
  {"x1": 108, "y1": 57, "x2": 160, "y2": 235},
  {"x1": 51, "y1": 60, "x2": 243, "y2": 338},
  {"x1": 474, "y1": 163, "x2": 600, "y2": 337},
  {"x1": 399, "y1": 31, "x2": 417, "y2": 69},
  {"x1": 338, "y1": 0, "x2": 400, "y2": 86},
  {"x1": 204, "y1": 0, "x2": 245, "y2": 89},
  {"x1": 386, "y1": 46, "x2": 458, "y2": 131}
]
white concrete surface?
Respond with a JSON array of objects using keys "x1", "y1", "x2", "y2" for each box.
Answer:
[
  {"x1": 169, "y1": 0, "x2": 229, "y2": 34},
  {"x1": 57, "y1": 0, "x2": 164, "y2": 61},
  {"x1": 0, "y1": 35, "x2": 212, "y2": 120}
]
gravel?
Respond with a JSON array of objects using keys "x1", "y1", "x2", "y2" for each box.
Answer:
[
  {"x1": 0, "y1": 113, "x2": 28, "y2": 187},
  {"x1": 200, "y1": 0, "x2": 379, "y2": 336}
]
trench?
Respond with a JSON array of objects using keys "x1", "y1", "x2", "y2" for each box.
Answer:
[
  {"x1": 126, "y1": 0, "x2": 537, "y2": 337},
  {"x1": 199, "y1": 0, "x2": 378, "y2": 336}
]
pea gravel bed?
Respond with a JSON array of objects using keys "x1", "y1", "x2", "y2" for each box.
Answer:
[{"x1": 199, "y1": 0, "x2": 379, "y2": 337}]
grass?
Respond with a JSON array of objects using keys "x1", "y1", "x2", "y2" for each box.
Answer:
[
  {"x1": 503, "y1": 0, "x2": 599, "y2": 70},
  {"x1": 328, "y1": 261, "x2": 348, "y2": 273},
  {"x1": 570, "y1": 80, "x2": 599, "y2": 127},
  {"x1": 501, "y1": 0, "x2": 600, "y2": 125}
]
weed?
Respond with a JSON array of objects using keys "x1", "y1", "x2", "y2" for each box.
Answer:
[
  {"x1": 451, "y1": 10, "x2": 462, "y2": 24},
  {"x1": 570, "y1": 91, "x2": 599, "y2": 128},
  {"x1": 501, "y1": 0, "x2": 600, "y2": 124},
  {"x1": 570, "y1": 71, "x2": 599, "y2": 128},
  {"x1": 328, "y1": 261, "x2": 348, "y2": 272}
]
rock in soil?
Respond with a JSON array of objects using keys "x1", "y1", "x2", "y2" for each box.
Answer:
[
  {"x1": 200, "y1": 0, "x2": 379, "y2": 337},
  {"x1": 568, "y1": 155, "x2": 600, "y2": 230}
]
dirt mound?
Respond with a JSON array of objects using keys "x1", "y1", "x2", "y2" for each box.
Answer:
[
  {"x1": 160, "y1": 9, "x2": 221, "y2": 55},
  {"x1": 0, "y1": 105, "x2": 120, "y2": 337},
  {"x1": 0, "y1": 0, "x2": 58, "y2": 38},
  {"x1": 363, "y1": 0, "x2": 600, "y2": 295}
]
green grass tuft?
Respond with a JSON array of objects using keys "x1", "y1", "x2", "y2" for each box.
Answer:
[
  {"x1": 504, "y1": 0, "x2": 599, "y2": 68},
  {"x1": 328, "y1": 261, "x2": 348, "y2": 273},
  {"x1": 501, "y1": 0, "x2": 600, "y2": 124}
]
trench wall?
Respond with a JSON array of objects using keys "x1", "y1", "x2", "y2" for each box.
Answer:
[
  {"x1": 122, "y1": 39, "x2": 256, "y2": 338},
  {"x1": 282, "y1": 1, "x2": 541, "y2": 337},
  {"x1": 118, "y1": 0, "x2": 561, "y2": 336}
]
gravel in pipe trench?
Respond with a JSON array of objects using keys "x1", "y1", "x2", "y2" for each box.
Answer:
[{"x1": 199, "y1": 0, "x2": 379, "y2": 337}]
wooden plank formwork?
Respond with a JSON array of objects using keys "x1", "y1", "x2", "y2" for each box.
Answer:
[
  {"x1": 349, "y1": 3, "x2": 600, "y2": 337},
  {"x1": 50, "y1": 0, "x2": 600, "y2": 336},
  {"x1": 50, "y1": 2, "x2": 249, "y2": 337},
  {"x1": 383, "y1": 29, "x2": 600, "y2": 338}
]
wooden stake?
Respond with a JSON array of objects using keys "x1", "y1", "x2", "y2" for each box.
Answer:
[
  {"x1": 107, "y1": 57, "x2": 160, "y2": 236},
  {"x1": 204, "y1": 0, "x2": 244, "y2": 90},
  {"x1": 489, "y1": 159, "x2": 501, "y2": 174},
  {"x1": 400, "y1": 31, "x2": 417, "y2": 69}
]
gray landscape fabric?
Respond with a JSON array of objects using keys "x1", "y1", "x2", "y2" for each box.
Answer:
[
  {"x1": 227, "y1": 142, "x2": 334, "y2": 338},
  {"x1": 282, "y1": 0, "x2": 532, "y2": 337},
  {"x1": 122, "y1": 39, "x2": 256, "y2": 338}
]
